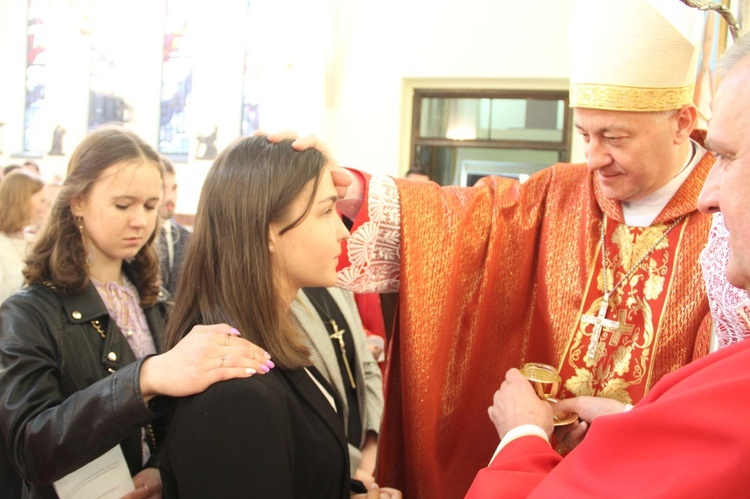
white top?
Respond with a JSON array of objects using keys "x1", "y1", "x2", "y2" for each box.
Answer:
[
  {"x1": 162, "y1": 219, "x2": 174, "y2": 270},
  {"x1": 0, "y1": 232, "x2": 31, "y2": 304},
  {"x1": 305, "y1": 368, "x2": 337, "y2": 412}
]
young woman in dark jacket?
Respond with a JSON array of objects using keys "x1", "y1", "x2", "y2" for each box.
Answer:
[
  {"x1": 159, "y1": 136, "x2": 400, "y2": 499},
  {"x1": 0, "y1": 126, "x2": 272, "y2": 498}
]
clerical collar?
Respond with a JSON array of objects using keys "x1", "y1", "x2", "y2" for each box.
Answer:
[{"x1": 621, "y1": 140, "x2": 706, "y2": 227}]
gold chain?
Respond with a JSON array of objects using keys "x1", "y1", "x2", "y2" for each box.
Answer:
[
  {"x1": 90, "y1": 319, "x2": 105, "y2": 339},
  {"x1": 600, "y1": 213, "x2": 686, "y2": 298},
  {"x1": 145, "y1": 423, "x2": 157, "y2": 450}
]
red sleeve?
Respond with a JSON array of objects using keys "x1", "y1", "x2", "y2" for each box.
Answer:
[
  {"x1": 354, "y1": 293, "x2": 386, "y2": 339},
  {"x1": 465, "y1": 437, "x2": 562, "y2": 499}
]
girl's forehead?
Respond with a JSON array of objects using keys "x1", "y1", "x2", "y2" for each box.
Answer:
[{"x1": 91, "y1": 160, "x2": 162, "y2": 194}]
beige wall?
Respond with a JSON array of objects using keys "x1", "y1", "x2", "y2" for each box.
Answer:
[{"x1": 0, "y1": 0, "x2": 578, "y2": 213}]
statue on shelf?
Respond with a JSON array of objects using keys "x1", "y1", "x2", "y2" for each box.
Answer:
[
  {"x1": 48, "y1": 125, "x2": 66, "y2": 156},
  {"x1": 196, "y1": 126, "x2": 218, "y2": 160}
]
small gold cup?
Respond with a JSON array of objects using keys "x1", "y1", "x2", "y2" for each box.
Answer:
[
  {"x1": 519, "y1": 362, "x2": 561, "y2": 401},
  {"x1": 519, "y1": 362, "x2": 577, "y2": 426}
]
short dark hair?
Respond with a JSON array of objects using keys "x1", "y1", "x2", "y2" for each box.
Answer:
[
  {"x1": 160, "y1": 155, "x2": 176, "y2": 175},
  {"x1": 406, "y1": 168, "x2": 430, "y2": 178},
  {"x1": 23, "y1": 161, "x2": 40, "y2": 174},
  {"x1": 3, "y1": 164, "x2": 21, "y2": 176}
]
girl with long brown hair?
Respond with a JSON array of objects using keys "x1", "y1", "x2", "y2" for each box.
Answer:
[
  {"x1": 159, "y1": 136, "x2": 399, "y2": 498},
  {"x1": 0, "y1": 126, "x2": 271, "y2": 498}
]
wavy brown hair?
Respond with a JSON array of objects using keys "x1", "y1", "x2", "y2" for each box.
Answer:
[
  {"x1": 166, "y1": 137, "x2": 326, "y2": 369},
  {"x1": 0, "y1": 171, "x2": 45, "y2": 234},
  {"x1": 24, "y1": 126, "x2": 163, "y2": 306}
]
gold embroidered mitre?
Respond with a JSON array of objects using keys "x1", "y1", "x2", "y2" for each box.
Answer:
[{"x1": 569, "y1": 0, "x2": 703, "y2": 112}]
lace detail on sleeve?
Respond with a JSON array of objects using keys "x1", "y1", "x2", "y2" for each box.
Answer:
[
  {"x1": 337, "y1": 175, "x2": 401, "y2": 293},
  {"x1": 700, "y1": 213, "x2": 750, "y2": 348}
]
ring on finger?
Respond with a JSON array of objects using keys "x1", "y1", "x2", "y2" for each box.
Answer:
[
  {"x1": 224, "y1": 334, "x2": 230, "y2": 346},
  {"x1": 252, "y1": 350, "x2": 256, "y2": 361},
  {"x1": 220, "y1": 356, "x2": 226, "y2": 368}
]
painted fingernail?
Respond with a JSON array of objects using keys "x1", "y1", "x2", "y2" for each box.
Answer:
[
  {"x1": 260, "y1": 364, "x2": 270, "y2": 373},
  {"x1": 265, "y1": 360, "x2": 275, "y2": 369},
  {"x1": 229, "y1": 327, "x2": 241, "y2": 336},
  {"x1": 263, "y1": 351, "x2": 271, "y2": 359},
  {"x1": 245, "y1": 368, "x2": 256, "y2": 375}
]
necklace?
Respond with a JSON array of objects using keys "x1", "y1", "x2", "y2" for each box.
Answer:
[
  {"x1": 303, "y1": 289, "x2": 357, "y2": 389},
  {"x1": 581, "y1": 213, "x2": 686, "y2": 361}
]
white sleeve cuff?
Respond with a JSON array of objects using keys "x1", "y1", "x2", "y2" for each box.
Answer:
[{"x1": 488, "y1": 425, "x2": 549, "y2": 464}]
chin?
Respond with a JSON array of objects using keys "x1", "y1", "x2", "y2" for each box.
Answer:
[
  {"x1": 320, "y1": 273, "x2": 339, "y2": 288},
  {"x1": 596, "y1": 179, "x2": 630, "y2": 202},
  {"x1": 726, "y1": 263, "x2": 750, "y2": 292}
]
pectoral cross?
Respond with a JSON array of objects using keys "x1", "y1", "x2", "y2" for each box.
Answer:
[
  {"x1": 580, "y1": 293, "x2": 620, "y2": 361},
  {"x1": 329, "y1": 320, "x2": 357, "y2": 389}
]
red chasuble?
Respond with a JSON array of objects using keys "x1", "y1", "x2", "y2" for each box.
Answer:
[
  {"x1": 465, "y1": 338, "x2": 750, "y2": 498},
  {"x1": 352, "y1": 133, "x2": 714, "y2": 498}
]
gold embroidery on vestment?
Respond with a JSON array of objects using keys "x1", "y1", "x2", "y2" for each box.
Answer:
[{"x1": 566, "y1": 222, "x2": 673, "y2": 402}]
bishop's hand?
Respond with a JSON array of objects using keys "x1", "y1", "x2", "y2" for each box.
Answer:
[
  {"x1": 552, "y1": 396, "x2": 628, "y2": 451},
  {"x1": 257, "y1": 130, "x2": 360, "y2": 218}
]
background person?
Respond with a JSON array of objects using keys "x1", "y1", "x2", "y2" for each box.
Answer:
[
  {"x1": 158, "y1": 155, "x2": 191, "y2": 296},
  {"x1": 404, "y1": 168, "x2": 430, "y2": 182},
  {"x1": 0, "y1": 170, "x2": 46, "y2": 303}
]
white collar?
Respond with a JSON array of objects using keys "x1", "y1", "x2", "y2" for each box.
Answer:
[{"x1": 621, "y1": 140, "x2": 706, "y2": 227}]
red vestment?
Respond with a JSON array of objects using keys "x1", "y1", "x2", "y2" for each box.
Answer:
[
  {"x1": 465, "y1": 338, "x2": 750, "y2": 498},
  {"x1": 341, "y1": 133, "x2": 715, "y2": 498}
]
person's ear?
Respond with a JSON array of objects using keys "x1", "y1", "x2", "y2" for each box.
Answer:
[
  {"x1": 70, "y1": 196, "x2": 85, "y2": 217},
  {"x1": 268, "y1": 228, "x2": 278, "y2": 255},
  {"x1": 674, "y1": 105, "x2": 698, "y2": 144}
]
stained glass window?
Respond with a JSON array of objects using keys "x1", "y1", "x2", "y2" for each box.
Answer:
[
  {"x1": 159, "y1": 0, "x2": 193, "y2": 158},
  {"x1": 87, "y1": 3, "x2": 128, "y2": 131},
  {"x1": 24, "y1": 0, "x2": 51, "y2": 154},
  {"x1": 241, "y1": 0, "x2": 260, "y2": 136}
]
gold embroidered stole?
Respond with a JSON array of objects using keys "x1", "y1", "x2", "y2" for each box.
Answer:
[{"x1": 558, "y1": 215, "x2": 691, "y2": 404}]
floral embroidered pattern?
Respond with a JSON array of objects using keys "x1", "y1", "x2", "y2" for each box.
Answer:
[
  {"x1": 700, "y1": 213, "x2": 750, "y2": 348},
  {"x1": 338, "y1": 175, "x2": 402, "y2": 294},
  {"x1": 562, "y1": 222, "x2": 676, "y2": 404},
  {"x1": 564, "y1": 368, "x2": 594, "y2": 397}
]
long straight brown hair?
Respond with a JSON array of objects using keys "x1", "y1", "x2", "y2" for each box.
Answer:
[
  {"x1": 165, "y1": 137, "x2": 327, "y2": 369},
  {"x1": 24, "y1": 126, "x2": 163, "y2": 306}
]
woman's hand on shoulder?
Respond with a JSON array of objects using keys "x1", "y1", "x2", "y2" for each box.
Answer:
[{"x1": 139, "y1": 323, "x2": 274, "y2": 401}]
